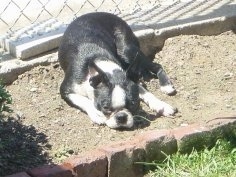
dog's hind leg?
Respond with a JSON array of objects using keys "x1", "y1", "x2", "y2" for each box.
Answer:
[
  {"x1": 114, "y1": 26, "x2": 176, "y2": 95},
  {"x1": 117, "y1": 42, "x2": 176, "y2": 95},
  {"x1": 145, "y1": 61, "x2": 176, "y2": 95}
]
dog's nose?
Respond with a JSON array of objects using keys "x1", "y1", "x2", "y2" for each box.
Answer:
[{"x1": 116, "y1": 112, "x2": 127, "y2": 124}]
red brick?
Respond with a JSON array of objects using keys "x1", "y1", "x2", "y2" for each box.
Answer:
[
  {"x1": 63, "y1": 150, "x2": 107, "y2": 177},
  {"x1": 99, "y1": 140, "x2": 145, "y2": 177},
  {"x1": 206, "y1": 117, "x2": 236, "y2": 128},
  {"x1": 171, "y1": 124, "x2": 208, "y2": 140},
  {"x1": 206, "y1": 117, "x2": 236, "y2": 142},
  {"x1": 136, "y1": 130, "x2": 177, "y2": 162},
  {"x1": 171, "y1": 124, "x2": 213, "y2": 153},
  {"x1": 135, "y1": 129, "x2": 170, "y2": 142},
  {"x1": 4, "y1": 172, "x2": 31, "y2": 177},
  {"x1": 27, "y1": 164, "x2": 72, "y2": 177}
]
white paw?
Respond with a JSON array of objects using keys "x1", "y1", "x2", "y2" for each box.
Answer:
[
  {"x1": 87, "y1": 108, "x2": 107, "y2": 125},
  {"x1": 161, "y1": 103, "x2": 177, "y2": 116},
  {"x1": 161, "y1": 85, "x2": 176, "y2": 95},
  {"x1": 150, "y1": 101, "x2": 177, "y2": 117}
]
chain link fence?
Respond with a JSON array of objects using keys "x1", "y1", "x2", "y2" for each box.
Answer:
[
  {"x1": 0, "y1": 0, "x2": 175, "y2": 35},
  {"x1": 0, "y1": 0, "x2": 235, "y2": 60},
  {"x1": 1, "y1": 0, "x2": 235, "y2": 36}
]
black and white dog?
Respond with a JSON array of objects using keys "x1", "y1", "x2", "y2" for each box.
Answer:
[{"x1": 58, "y1": 12, "x2": 177, "y2": 129}]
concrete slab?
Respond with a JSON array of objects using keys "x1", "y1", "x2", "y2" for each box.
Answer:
[
  {"x1": 0, "y1": 19, "x2": 67, "y2": 59},
  {"x1": 0, "y1": 0, "x2": 236, "y2": 84}
]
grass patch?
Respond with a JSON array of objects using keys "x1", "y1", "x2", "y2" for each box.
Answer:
[
  {"x1": 144, "y1": 139, "x2": 236, "y2": 177},
  {"x1": 0, "y1": 81, "x2": 12, "y2": 114}
]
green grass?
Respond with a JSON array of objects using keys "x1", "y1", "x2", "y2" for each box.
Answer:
[
  {"x1": 144, "y1": 139, "x2": 236, "y2": 177},
  {"x1": 0, "y1": 81, "x2": 12, "y2": 114}
]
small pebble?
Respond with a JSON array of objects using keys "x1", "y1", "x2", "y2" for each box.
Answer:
[
  {"x1": 202, "y1": 43, "x2": 209, "y2": 47},
  {"x1": 15, "y1": 111, "x2": 25, "y2": 120},
  {"x1": 224, "y1": 72, "x2": 233, "y2": 80},
  {"x1": 30, "y1": 88, "x2": 38, "y2": 92}
]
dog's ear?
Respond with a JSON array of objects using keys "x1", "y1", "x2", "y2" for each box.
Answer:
[
  {"x1": 89, "y1": 61, "x2": 111, "y2": 88},
  {"x1": 89, "y1": 75, "x2": 102, "y2": 88}
]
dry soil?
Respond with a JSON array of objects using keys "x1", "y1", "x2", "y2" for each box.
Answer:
[{"x1": 1, "y1": 31, "x2": 235, "y2": 176}]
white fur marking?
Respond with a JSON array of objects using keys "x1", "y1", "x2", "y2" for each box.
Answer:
[
  {"x1": 73, "y1": 81, "x2": 94, "y2": 100},
  {"x1": 112, "y1": 85, "x2": 126, "y2": 109},
  {"x1": 68, "y1": 94, "x2": 106, "y2": 124},
  {"x1": 160, "y1": 85, "x2": 176, "y2": 95},
  {"x1": 95, "y1": 60, "x2": 122, "y2": 74}
]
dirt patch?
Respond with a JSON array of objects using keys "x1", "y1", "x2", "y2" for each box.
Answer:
[{"x1": 2, "y1": 31, "x2": 236, "y2": 175}]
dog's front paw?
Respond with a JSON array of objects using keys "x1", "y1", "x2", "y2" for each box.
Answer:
[
  {"x1": 87, "y1": 109, "x2": 107, "y2": 125},
  {"x1": 160, "y1": 85, "x2": 176, "y2": 96},
  {"x1": 150, "y1": 101, "x2": 177, "y2": 117},
  {"x1": 161, "y1": 103, "x2": 177, "y2": 116}
]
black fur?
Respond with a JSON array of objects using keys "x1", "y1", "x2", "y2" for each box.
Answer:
[
  {"x1": 58, "y1": 12, "x2": 175, "y2": 128},
  {"x1": 59, "y1": 12, "x2": 172, "y2": 88}
]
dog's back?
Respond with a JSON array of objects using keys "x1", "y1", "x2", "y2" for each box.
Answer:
[{"x1": 59, "y1": 12, "x2": 139, "y2": 80}]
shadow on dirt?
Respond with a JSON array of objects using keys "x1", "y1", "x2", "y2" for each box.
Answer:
[{"x1": 0, "y1": 114, "x2": 52, "y2": 176}]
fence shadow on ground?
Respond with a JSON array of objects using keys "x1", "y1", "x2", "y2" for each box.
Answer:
[{"x1": 0, "y1": 114, "x2": 52, "y2": 176}]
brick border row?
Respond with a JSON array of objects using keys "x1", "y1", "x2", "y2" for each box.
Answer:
[{"x1": 6, "y1": 117, "x2": 236, "y2": 177}]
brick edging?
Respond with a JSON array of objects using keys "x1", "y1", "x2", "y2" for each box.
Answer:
[{"x1": 5, "y1": 117, "x2": 236, "y2": 177}]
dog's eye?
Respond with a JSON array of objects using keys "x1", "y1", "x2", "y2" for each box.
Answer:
[
  {"x1": 131, "y1": 100, "x2": 135, "y2": 105},
  {"x1": 103, "y1": 105, "x2": 109, "y2": 110},
  {"x1": 101, "y1": 103, "x2": 112, "y2": 115},
  {"x1": 101, "y1": 101, "x2": 111, "y2": 110},
  {"x1": 126, "y1": 99, "x2": 135, "y2": 106}
]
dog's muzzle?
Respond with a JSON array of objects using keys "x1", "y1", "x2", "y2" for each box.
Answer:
[
  {"x1": 115, "y1": 111, "x2": 128, "y2": 124},
  {"x1": 105, "y1": 109, "x2": 133, "y2": 129}
]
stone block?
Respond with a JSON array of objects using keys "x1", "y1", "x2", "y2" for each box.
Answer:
[
  {"x1": 27, "y1": 164, "x2": 73, "y2": 177},
  {"x1": 63, "y1": 150, "x2": 107, "y2": 177},
  {"x1": 4, "y1": 172, "x2": 31, "y2": 177},
  {"x1": 99, "y1": 140, "x2": 146, "y2": 177}
]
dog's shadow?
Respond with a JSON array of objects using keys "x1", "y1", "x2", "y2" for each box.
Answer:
[
  {"x1": 116, "y1": 108, "x2": 162, "y2": 131},
  {"x1": 128, "y1": 76, "x2": 177, "y2": 130},
  {"x1": 133, "y1": 108, "x2": 161, "y2": 130}
]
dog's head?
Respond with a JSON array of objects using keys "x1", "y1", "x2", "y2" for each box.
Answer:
[{"x1": 88, "y1": 60, "x2": 140, "y2": 129}]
